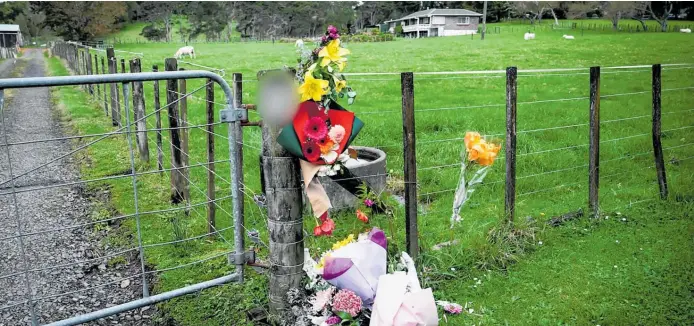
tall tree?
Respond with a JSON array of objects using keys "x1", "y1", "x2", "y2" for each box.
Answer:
[
  {"x1": 33, "y1": 2, "x2": 127, "y2": 40},
  {"x1": 602, "y1": 2, "x2": 639, "y2": 30},
  {"x1": 648, "y1": 1, "x2": 674, "y2": 32},
  {"x1": 139, "y1": 2, "x2": 179, "y2": 42},
  {"x1": 186, "y1": 1, "x2": 229, "y2": 40},
  {"x1": 0, "y1": 1, "x2": 28, "y2": 23}
]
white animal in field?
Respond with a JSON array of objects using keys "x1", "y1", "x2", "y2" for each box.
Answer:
[
  {"x1": 174, "y1": 46, "x2": 195, "y2": 59},
  {"x1": 524, "y1": 32, "x2": 536, "y2": 40},
  {"x1": 562, "y1": 34, "x2": 575, "y2": 40},
  {"x1": 295, "y1": 39, "x2": 304, "y2": 47},
  {"x1": 680, "y1": 28, "x2": 692, "y2": 33}
]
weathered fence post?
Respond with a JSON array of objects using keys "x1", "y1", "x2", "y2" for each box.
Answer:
[
  {"x1": 107, "y1": 48, "x2": 120, "y2": 126},
  {"x1": 153, "y1": 65, "x2": 164, "y2": 174},
  {"x1": 260, "y1": 71, "x2": 304, "y2": 318},
  {"x1": 177, "y1": 68, "x2": 191, "y2": 204},
  {"x1": 85, "y1": 49, "x2": 94, "y2": 95},
  {"x1": 206, "y1": 78, "x2": 216, "y2": 234},
  {"x1": 129, "y1": 58, "x2": 150, "y2": 163},
  {"x1": 101, "y1": 56, "x2": 108, "y2": 116},
  {"x1": 233, "y1": 72, "x2": 245, "y2": 227},
  {"x1": 93, "y1": 54, "x2": 100, "y2": 100},
  {"x1": 651, "y1": 64, "x2": 668, "y2": 199},
  {"x1": 165, "y1": 58, "x2": 187, "y2": 204},
  {"x1": 589, "y1": 67, "x2": 601, "y2": 217},
  {"x1": 401, "y1": 72, "x2": 418, "y2": 260},
  {"x1": 505, "y1": 67, "x2": 517, "y2": 223}
]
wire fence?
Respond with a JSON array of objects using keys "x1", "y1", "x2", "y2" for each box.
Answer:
[
  {"x1": 9, "y1": 41, "x2": 693, "y2": 324},
  {"x1": 0, "y1": 43, "x2": 277, "y2": 325}
]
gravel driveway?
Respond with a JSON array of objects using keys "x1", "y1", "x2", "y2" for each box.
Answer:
[{"x1": 0, "y1": 49, "x2": 155, "y2": 325}]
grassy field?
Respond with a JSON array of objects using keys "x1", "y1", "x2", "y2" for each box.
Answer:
[{"x1": 47, "y1": 22, "x2": 694, "y2": 325}]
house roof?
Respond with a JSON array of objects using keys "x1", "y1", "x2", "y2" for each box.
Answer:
[
  {"x1": 385, "y1": 8, "x2": 482, "y2": 22},
  {"x1": 0, "y1": 24, "x2": 20, "y2": 33}
]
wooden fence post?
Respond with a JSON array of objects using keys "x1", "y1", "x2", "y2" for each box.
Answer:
[
  {"x1": 505, "y1": 67, "x2": 517, "y2": 223},
  {"x1": 129, "y1": 58, "x2": 150, "y2": 163},
  {"x1": 178, "y1": 68, "x2": 191, "y2": 203},
  {"x1": 153, "y1": 65, "x2": 164, "y2": 174},
  {"x1": 401, "y1": 72, "x2": 418, "y2": 260},
  {"x1": 206, "y1": 78, "x2": 216, "y2": 234},
  {"x1": 589, "y1": 66, "x2": 601, "y2": 217},
  {"x1": 260, "y1": 72, "x2": 304, "y2": 318},
  {"x1": 85, "y1": 49, "x2": 94, "y2": 95},
  {"x1": 107, "y1": 48, "x2": 120, "y2": 126},
  {"x1": 93, "y1": 54, "x2": 100, "y2": 99},
  {"x1": 651, "y1": 64, "x2": 668, "y2": 199},
  {"x1": 233, "y1": 72, "x2": 245, "y2": 228},
  {"x1": 165, "y1": 58, "x2": 187, "y2": 204},
  {"x1": 101, "y1": 56, "x2": 108, "y2": 116}
]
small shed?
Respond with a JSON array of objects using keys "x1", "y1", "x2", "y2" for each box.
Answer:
[{"x1": 0, "y1": 24, "x2": 22, "y2": 59}]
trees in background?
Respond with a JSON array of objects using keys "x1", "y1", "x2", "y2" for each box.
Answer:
[
  {"x1": 0, "y1": 1, "x2": 691, "y2": 42},
  {"x1": 139, "y1": 2, "x2": 179, "y2": 42},
  {"x1": 31, "y1": 2, "x2": 126, "y2": 40},
  {"x1": 648, "y1": 1, "x2": 674, "y2": 32}
]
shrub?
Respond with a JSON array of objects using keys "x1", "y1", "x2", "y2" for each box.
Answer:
[
  {"x1": 395, "y1": 25, "x2": 404, "y2": 37},
  {"x1": 140, "y1": 24, "x2": 167, "y2": 41},
  {"x1": 342, "y1": 33, "x2": 394, "y2": 43}
]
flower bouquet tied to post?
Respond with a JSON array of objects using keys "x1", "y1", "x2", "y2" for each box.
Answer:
[
  {"x1": 450, "y1": 132, "x2": 502, "y2": 228},
  {"x1": 278, "y1": 25, "x2": 365, "y2": 237}
]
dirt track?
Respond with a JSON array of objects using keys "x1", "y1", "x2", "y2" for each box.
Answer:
[{"x1": 0, "y1": 49, "x2": 154, "y2": 326}]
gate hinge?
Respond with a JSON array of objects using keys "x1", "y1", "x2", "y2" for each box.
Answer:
[
  {"x1": 228, "y1": 249, "x2": 256, "y2": 265},
  {"x1": 220, "y1": 106, "x2": 248, "y2": 123}
]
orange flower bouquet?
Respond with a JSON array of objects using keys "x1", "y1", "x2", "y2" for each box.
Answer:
[{"x1": 450, "y1": 132, "x2": 502, "y2": 228}]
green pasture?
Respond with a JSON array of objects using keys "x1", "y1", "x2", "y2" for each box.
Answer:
[{"x1": 47, "y1": 23, "x2": 694, "y2": 325}]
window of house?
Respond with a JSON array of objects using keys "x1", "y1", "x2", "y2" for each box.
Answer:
[
  {"x1": 457, "y1": 17, "x2": 470, "y2": 25},
  {"x1": 432, "y1": 16, "x2": 445, "y2": 25},
  {"x1": 420, "y1": 17, "x2": 430, "y2": 24}
]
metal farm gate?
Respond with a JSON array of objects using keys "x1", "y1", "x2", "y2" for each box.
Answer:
[{"x1": 0, "y1": 70, "x2": 253, "y2": 325}]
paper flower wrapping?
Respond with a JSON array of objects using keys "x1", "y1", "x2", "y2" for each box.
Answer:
[
  {"x1": 277, "y1": 100, "x2": 363, "y2": 165},
  {"x1": 321, "y1": 228, "x2": 387, "y2": 307}
]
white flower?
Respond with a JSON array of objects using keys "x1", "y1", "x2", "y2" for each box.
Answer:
[
  {"x1": 538, "y1": 241, "x2": 543, "y2": 245},
  {"x1": 333, "y1": 164, "x2": 341, "y2": 171},
  {"x1": 311, "y1": 316, "x2": 328, "y2": 325},
  {"x1": 321, "y1": 150, "x2": 338, "y2": 164}
]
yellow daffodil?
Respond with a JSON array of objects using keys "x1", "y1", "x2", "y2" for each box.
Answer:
[
  {"x1": 298, "y1": 71, "x2": 329, "y2": 102},
  {"x1": 319, "y1": 39, "x2": 350, "y2": 71},
  {"x1": 331, "y1": 234, "x2": 355, "y2": 250},
  {"x1": 335, "y1": 78, "x2": 347, "y2": 92}
]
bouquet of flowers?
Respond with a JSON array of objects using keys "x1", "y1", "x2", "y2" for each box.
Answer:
[
  {"x1": 450, "y1": 132, "x2": 502, "y2": 228},
  {"x1": 277, "y1": 25, "x2": 365, "y2": 236}
]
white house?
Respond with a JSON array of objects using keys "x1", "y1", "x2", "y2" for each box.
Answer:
[{"x1": 384, "y1": 8, "x2": 483, "y2": 38}]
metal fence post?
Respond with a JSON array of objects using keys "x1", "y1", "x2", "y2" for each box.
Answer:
[
  {"x1": 505, "y1": 67, "x2": 518, "y2": 223},
  {"x1": 122, "y1": 82, "x2": 150, "y2": 298},
  {"x1": 651, "y1": 64, "x2": 668, "y2": 199},
  {"x1": 401, "y1": 72, "x2": 419, "y2": 260},
  {"x1": 589, "y1": 66, "x2": 601, "y2": 217}
]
